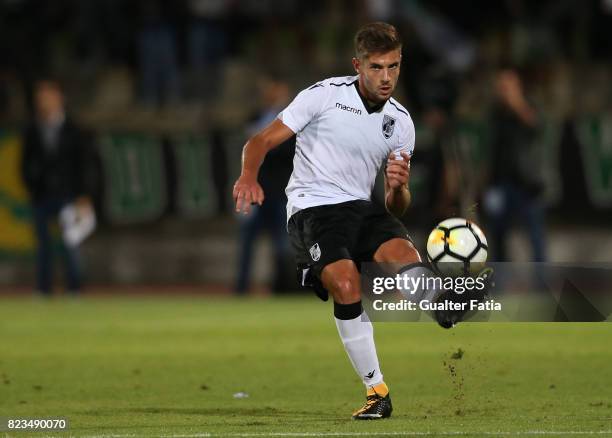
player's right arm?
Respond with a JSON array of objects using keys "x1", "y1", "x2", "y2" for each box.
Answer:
[
  {"x1": 234, "y1": 80, "x2": 328, "y2": 214},
  {"x1": 233, "y1": 119, "x2": 294, "y2": 214}
]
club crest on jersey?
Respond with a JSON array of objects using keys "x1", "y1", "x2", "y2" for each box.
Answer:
[
  {"x1": 309, "y1": 243, "x2": 321, "y2": 261},
  {"x1": 382, "y1": 114, "x2": 396, "y2": 139}
]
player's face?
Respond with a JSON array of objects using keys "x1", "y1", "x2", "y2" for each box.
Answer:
[{"x1": 353, "y1": 49, "x2": 401, "y2": 104}]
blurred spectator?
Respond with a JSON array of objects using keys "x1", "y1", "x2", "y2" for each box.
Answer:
[
  {"x1": 402, "y1": 68, "x2": 462, "y2": 229},
  {"x1": 211, "y1": 128, "x2": 230, "y2": 214},
  {"x1": 73, "y1": 1, "x2": 134, "y2": 69},
  {"x1": 188, "y1": 0, "x2": 229, "y2": 99},
  {"x1": 235, "y1": 76, "x2": 295, "y2": 294},
  {"x1": 21, "y1": 79, "x2": 93, "y2": 295},
  {"x1": 418, "y1": 117, "x2": 460, "y2": 223},
  {"x1": 482, "y1": 68, "x2": 547, "y2": 262},
  {"x1": 137, "y1": 1, "x2": 181, "y2": 106},
  {"x1": 420, "y1": 69, "x2": 461, "y2": 223},
  {"x1": 400, "y1": 1, "x2": 476, "y2": 73}
]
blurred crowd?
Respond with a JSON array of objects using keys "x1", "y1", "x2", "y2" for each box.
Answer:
[
  {"x1": 0, "y1": 0, "x2": 611, "y2": 118},
  {"x1": 1, "y1": 0, "x2": 612, "y2": 293}
]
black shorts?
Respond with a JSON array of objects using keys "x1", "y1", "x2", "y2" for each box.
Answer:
[{"x1": 287, "y1": 200, "x2": 412, "y2": 300}]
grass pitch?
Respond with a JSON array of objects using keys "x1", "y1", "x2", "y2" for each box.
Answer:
[{"x1": 0, "y1": 294, "x2": 611, "y2": 437}]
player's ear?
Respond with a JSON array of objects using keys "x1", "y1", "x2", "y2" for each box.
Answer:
[{"x1": 352, "y1": 57, "x2": 360, "y2": 74}]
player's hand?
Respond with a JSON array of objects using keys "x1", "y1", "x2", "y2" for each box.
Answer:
[
  {"x1": 233, "y1": 173, "x2": 264, "y2": 215},
  {"x1": 385, "y1": 152, "x2": 411, "y2": 190}
]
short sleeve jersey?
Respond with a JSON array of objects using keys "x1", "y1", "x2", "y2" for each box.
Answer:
[{"x1": 278, "y1": 75, "x2": 415, "y2": 221}]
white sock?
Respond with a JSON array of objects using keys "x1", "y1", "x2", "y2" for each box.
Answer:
[{"x1": 335, "y1": 310, "x2": 383, "y2": 387}]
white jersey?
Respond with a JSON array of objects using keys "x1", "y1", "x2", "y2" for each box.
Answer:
[{"x1": 278, "y1": 75, "x2": 415, "y2": 221}]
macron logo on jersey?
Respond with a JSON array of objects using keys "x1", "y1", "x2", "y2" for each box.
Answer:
[{"x1": 336, "y1": 102, "x2": 362, "y2": 115}]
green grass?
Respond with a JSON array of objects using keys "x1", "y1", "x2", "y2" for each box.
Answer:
[{"x1": 0, "y1": 295, "x2": 611, "y2": 437}]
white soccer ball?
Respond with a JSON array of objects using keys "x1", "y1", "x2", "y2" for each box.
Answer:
[{"x1": 426, "y1": 218, "x2": 488, "y2": 276}]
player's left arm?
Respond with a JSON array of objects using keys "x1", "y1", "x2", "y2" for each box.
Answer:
[{"x1": 384, "y1": 151, "x2": 412, "y2": 217}]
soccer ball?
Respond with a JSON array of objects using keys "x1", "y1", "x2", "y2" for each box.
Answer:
[{"x1": 426, "y1": 218, "x2": 488, "y2": 276}]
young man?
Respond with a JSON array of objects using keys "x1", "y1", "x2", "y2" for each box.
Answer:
[{"x1": 233, "y1": 22, "x2": 420, "y2": 419}]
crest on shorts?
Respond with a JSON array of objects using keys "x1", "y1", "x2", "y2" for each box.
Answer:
[
  {"x1": 382, "y1": 114, "x2": 395, "y2": 139},
  {"x1": 309, "y1": 243, "x2": 321, "y2": 262}
]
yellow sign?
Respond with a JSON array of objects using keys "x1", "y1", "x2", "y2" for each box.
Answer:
[{"x1": 0, "y1": 131, "x2": 34, "y2": 252}]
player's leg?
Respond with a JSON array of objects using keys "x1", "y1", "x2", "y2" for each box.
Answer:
[
  {"x1": 373, "y1": 235, "x2": 472, "y2": 328},
  {"x1": 373, "y1": 237, "x2": 421, "y2": 265},
  {"x1": 321, "y1": 259, "x2": 392, "y2": 420},
  {"x1": 288, "y1": 202, "x2": 392, "y2": 419},
  {"x1": 322, "y1": 260, "x2": 379, "y2": 385},
  {"x1": 372, "y1": 220, "x2": 496, "y2": 328}
]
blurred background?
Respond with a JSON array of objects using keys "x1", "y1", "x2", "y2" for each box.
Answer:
[{"x1": 0, "y1": 0, "x2": 611, "y2": 295}]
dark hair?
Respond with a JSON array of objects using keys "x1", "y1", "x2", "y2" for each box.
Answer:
[{"x1": 354, "y1": 22, "x2": 402, "y2": 59}]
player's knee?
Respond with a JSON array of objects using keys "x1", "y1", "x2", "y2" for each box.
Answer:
[
  {"x1": 375, "y1": 238, "x2": 421, "y2": 263},
  {"x1": 403, "y1": 242, "x2": 421, "y2": 262},
  {"x1": 321, "y1": 260, "x2": 361, "y2": 304},
  {"x1": 328, "y1": 277, "x2": 360, "y2": 304}
]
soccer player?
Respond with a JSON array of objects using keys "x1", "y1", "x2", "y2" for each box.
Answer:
[{"x1": 233, "y1": 22, "x2": 420, "y2": 420}]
